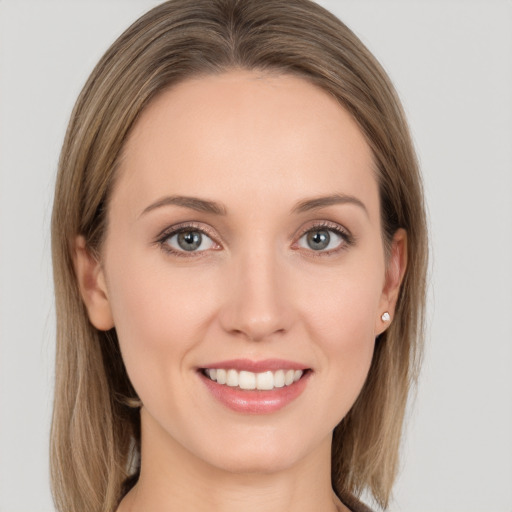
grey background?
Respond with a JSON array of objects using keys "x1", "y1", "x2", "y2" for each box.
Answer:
[{"x1": 1, "y1": 1, "x2": 511, "y2": 511}]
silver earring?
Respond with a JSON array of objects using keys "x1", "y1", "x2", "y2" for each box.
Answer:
[{"x1": 381, "y1": 312, "x2": 391, "y2": 322}]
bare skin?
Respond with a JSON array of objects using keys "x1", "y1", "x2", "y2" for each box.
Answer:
[{"x1": 74, "y1": 70, "x2": 406, "y2": 512}]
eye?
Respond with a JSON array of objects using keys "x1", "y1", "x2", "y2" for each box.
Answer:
[
  {"x1": 297, "y1": 225, "x2": 350, "y2": 253},
  {"x1": 160, "y1": 227, "x2": 218, "y2": 255}
]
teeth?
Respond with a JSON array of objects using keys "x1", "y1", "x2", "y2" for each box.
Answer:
[
  {"x1": 226, "y1": 369, "x2": 238, "y2": 387},
  {"x1": 256, "y1": 371, "x2": 274, "y2": 390},
  {"x1": 274, "y1": 369, "x2": 285, "y2": 388},
  {"x1": 239, "y1": 371, "x2": 256, "y2": 390},
  {"x1": 216, "y1": 369, "x2": 227, "y2": 384},
  {"x1": 204, "y1": 368, "x2": 304, "y2": 390}
]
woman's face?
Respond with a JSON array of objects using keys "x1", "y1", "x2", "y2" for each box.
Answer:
[{"x1": 77, "y1": 70, "x2": 404, "y2": 474}]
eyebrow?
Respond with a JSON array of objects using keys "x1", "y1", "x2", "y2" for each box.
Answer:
[
  {"x1": 139, "y1": 195, "x2": 227, "y2": 217},
  {"x1": 291, "y1": 193, "x2": 368, "y2": 216},
  {"x1": 139, "y1": 192, "x2": 368, "y2": 218}
]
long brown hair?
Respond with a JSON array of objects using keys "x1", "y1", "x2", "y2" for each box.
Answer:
[{"x1": 51, "y1": 1, "x2": 428, "y2": 510}]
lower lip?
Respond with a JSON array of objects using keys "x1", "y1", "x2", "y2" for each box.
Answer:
[{"x1": 199, "y1": 371, "x2": 310, "y2": 414}]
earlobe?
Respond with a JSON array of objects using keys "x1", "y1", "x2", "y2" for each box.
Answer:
[
  {"x1": 376, "y1": 228, "x2": 408, "y2": 335},
  {"x1": 73, "y1": 235, "x2": 114, "y2": 331}
]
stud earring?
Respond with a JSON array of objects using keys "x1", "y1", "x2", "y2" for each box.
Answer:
[{"x1": 381, "y1": 312, "x2": 391, "y2": 322}]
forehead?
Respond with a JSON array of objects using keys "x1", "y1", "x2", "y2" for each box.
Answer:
[{"x1": 113, "y1": 70, "x2": 378, "y2": 220}]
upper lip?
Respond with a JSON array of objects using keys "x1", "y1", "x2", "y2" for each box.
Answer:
[{"x1": 199, "y1": 358, "x2": 309, "y2": 373}]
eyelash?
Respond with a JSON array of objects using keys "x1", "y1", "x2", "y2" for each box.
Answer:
[
  {"x1": 294, "y1": 221, "x2": 355, "y2": 257},
  {"x1": 154, "y1": 221, "x2": 355, "y2": 258},
  {"x1": 155, "y1": 222, "x2": 219, "y2": 258}
]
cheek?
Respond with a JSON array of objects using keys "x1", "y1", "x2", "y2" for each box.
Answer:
[
  {"x1": 317, "y1": 287, "x2": 377, "y2": 373},
  {"x1": 293, "y1": 260, "x2": 383, "y2": 415},
  {"x1": 296, "y1": 254, "x2": 384, "y2": 346},
  {"x1": 104, "y1": 249, "x2": 220, "y2": 398}
]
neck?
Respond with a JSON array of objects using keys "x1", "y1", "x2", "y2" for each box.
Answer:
[{"x1": 118, "y1": 409, "x2": 346, "y2": 512}]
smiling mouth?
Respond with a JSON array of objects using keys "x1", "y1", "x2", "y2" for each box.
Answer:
[{"x1": 201, "y1": 368, "x2": 306, "y2": 391}]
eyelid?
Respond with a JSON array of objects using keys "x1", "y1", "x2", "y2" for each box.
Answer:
[
  {"x1": 292, "y1": 220, "x2": 355, "y2": 254},
  {"x1": 155, "y1": 221, "x2": 218, "y2": 241},
  {"x1": 154, "y1": 221, "x2": 222, "y2": 257},
  {"x1": 153, "y1": 219, "x2": 354, "y2": 258}
]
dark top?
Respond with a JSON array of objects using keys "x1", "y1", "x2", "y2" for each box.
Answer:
[{"x1": 340, "y1": 492, "x2": 374, "y2": 512}]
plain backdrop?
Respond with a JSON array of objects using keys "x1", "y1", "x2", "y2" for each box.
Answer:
[{"x1": 1, "y1": 1, "x2": 511, "y2": 511}]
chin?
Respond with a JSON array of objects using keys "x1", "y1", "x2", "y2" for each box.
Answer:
[
  {"x1": 205, "y1": 445, "x2": 303, "y2": 475},
  {"x1": 192, "y1": 426, "x2": 329, "y2": 476}
]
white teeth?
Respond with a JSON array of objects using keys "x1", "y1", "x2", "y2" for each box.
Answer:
[
  {"x1": 216, "y1": 369, "x2": 227, "y2": 384},
  {"x1": 204, "y1": 368, "x2": 305, "y2": 390},
  {"x1": 274, "y1": 369, "x2": 285, "y2": 388},
  {"x1": 239, "y1": 370, "x2": 256, "y2": 390},
  {"x1": 226, "y1": 369, "x2": 238, "y2": 387},
  {"x1": 256, "y1": 371, "x2": 274, "y2": 390}
]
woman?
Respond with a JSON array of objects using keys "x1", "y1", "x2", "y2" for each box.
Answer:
[{"x1": 50, "y1": 1, "x2": 427, "y2": 511}]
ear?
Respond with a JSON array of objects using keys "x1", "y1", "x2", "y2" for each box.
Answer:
[
  {"x1": 375, "y1": 228, "x2": 407, "y2": 336},
  {"x1": 73, "y1": 235, "x2": 114, "y2": 331}
]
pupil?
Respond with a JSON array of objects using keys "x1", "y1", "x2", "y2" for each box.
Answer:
[
  {"x1": 178, "y1": 231, "x2": 201, "y2": 251},
  {"x1": 307, "y1": 230, "x2": 330, "y2": 250}
]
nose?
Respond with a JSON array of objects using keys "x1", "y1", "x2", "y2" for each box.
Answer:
[{"x1": 218, "y1": 246, "x2": 294, "y2": 342}]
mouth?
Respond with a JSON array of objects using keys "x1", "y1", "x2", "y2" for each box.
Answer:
[
  {"x1": 198, "y1": 360, "x2": 311, "y2": 414},
  {"x1": 201, "y1": 368, "x2": 306, "y2": 391}
]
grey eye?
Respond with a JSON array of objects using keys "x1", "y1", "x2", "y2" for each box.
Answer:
[
  {"x1": 307, "y1": 230, "x2": 329, "y2": 250},
  {"x1": 166, "y1": 230, "x2": 215, "y2": 252},
  {"x1": 299, "y1": 228, "x2": 344, "y2": 251},
  {"x1": 177, "y1": 231, "x2": 202, "y2": 251}
]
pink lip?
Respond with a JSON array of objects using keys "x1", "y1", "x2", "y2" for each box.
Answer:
[
  {"x1": 200, "y1": 358, "x2": 308, "y2": 372},
  {"x1": 198, "y1": 359, "x2": 311, "y2": 414}
]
